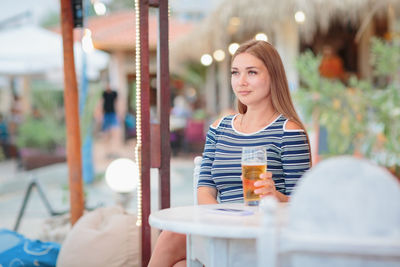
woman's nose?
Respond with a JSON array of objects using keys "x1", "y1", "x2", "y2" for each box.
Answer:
[{"x1": 239, "y1": 74, "x2": 248, "y2": 86}]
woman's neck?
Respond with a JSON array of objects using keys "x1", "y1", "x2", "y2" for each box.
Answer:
[{"x1": 237, "y1": 106, "x2": 278, "y2": 133}]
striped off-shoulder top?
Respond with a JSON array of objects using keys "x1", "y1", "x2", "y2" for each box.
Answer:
[{"x1": 198, "y1": 114, "x2": 311, "y2": 203}]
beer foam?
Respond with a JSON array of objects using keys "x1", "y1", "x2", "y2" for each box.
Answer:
[{"x1": 241, "y1": 162, "x2": 267, "y2": 166}]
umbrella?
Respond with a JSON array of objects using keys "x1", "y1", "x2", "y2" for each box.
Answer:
[{"x1": 0, "y1": 25, "x2": 109, "y2": 79}]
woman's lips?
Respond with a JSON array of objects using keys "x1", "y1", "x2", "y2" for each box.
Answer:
[{"x1": 238, "y1": 90, "x2": 251, "y2": 96}]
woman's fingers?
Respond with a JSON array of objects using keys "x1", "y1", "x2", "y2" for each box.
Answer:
[
  {"x1": 241, "y1": 171, "x2": 275, "y2": 196},
  {"x1": 259, "y1": 172, "x2": 272, "y2": 180},
  {"x1": 254, "y1": 180, "x2": 272, "y2": 193},
  {"x1": 255, "y1": 172, "x2": 273, "y2": 186},
  {"x1": 254, "y1": 172, "x2": 275, "y2": 195}
]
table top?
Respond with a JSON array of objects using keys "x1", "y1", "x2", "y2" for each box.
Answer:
[{"x1": 149, "y1": 203, "x2": 266, "y2": 239}]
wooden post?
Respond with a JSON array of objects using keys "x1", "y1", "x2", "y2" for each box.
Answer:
[
  {"x1": 139, "y1": 0, "x2": 152, "y2": 265},
  {"x1": 60, "y1": 0, "x2": 85, "y2": 225},
  {"x1": 138, "y1": 1, "x2": 170, "y2": 265},
  {"x1": 157, "y1": 0, "x2": 171, "y2": 210}
]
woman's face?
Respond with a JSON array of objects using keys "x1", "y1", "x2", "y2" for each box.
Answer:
[{"x1": 231, "y1": 52, "x2": 271, "y2": 108}]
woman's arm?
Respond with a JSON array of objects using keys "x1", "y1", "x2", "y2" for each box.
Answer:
[
  {"x1": 197, "y1": 186, "x2": 218, "y2": 204},
  {"x1": 253, "y1": 120, "x2": 310, "y2": 202},
  {"x1": 281, "y1": 120, "x2": 311, "y2": 195},
  {"x1": 196, "y1": 118, "x2": 224, "y2": 204}
]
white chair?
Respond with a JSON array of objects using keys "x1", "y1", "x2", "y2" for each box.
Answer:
[
  {"x1": 193, "y1": 156, "x2": 203, "y2": 205},
  {"x1": 258, "y1": 156, "x2": 400, "y2": 267},
  {"x1": 187, "y1": 156, "x2": 205, "y2": 267}
]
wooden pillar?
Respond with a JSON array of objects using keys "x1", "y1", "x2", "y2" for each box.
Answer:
[
  {"x1": 358, "y1": 20, "x2": 374, "y2": 79},
  {"x1": 138, "y1": 0, "x2": 152, "y2": 265},
  {"x1": 217, "y1": 59, "x2": 231, "y2": 112},
  {"x1": 205, "y1": 64, "x2": 217, "y2": 115},
  {"x1": 21, "y1": 76, "x2": 31, "y2": 114},
  {"x1": 137, "y1": 1, "x2": 170, "y2": 265},
  {"x1": 156, "y1": 0, "x2": 171, "y2": 210},
  {"x1": 274, "y1": 20, "x2": 299, "y2": 91},
  {"x1": 60, "y1": 0, "x2": 84, "y2": 225}
]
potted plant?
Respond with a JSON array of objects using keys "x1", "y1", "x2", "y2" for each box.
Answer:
[{"x1": 16, "y1": 88, "x2": 66, "y2": 170}]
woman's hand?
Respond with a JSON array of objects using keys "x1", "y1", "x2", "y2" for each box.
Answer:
[{"x1": 254, "y1": 171, "x2": 277, "y2": 198}]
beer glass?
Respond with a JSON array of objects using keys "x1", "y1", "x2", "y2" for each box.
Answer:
[{"x1": 241, "y1": 146, "x2": 267, "y2": 206}]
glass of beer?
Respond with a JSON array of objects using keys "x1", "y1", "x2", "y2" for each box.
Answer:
[{"x1": 242, "y1": 146, "x2": 267, "y2": 206}]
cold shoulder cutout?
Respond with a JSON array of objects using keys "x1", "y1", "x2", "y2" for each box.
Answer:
[
  {"x1": 284, "y1": 120, "x2": 304, "y2": 132},
  {"x1": 211, "y1": 117, "x2": 225, "y2": 128}
]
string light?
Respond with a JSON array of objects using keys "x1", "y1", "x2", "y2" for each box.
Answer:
[
  {"x1": 93, "y1": 1, "x2": 107, "y2": 16},
  {"x1": 135, "y1": 0, "x2": 142, "y2": 227},
  {"x1": 228, "y1": 43, "x2": 239, "y2": 55},
  {"x1": 255, "y1": 33, "x2": 268, "y2": 42},
  {"x1": 295, "y1": 11, "x2": 306, "y2": 23},
  {"x1": 200, "y1": 54, "x2": 213, "y2": 66},
  {"x1": 213, "y1": 49, "x2": 225, "y2": 62},
  {"x1": 135, "y1": 0, "x2": 171, "y2": 227}
]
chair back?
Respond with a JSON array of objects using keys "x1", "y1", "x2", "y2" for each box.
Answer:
[
  {"x1": 193, "y1": 156, "x2": 203, "y2": 205},
  {"x1": 258, "y1": 156, "x2": 400, "y2": 267}
]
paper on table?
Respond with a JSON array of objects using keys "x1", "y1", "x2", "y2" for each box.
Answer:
[{"x1": 205, "y1": 207, "x2": 254, "y2": 216}]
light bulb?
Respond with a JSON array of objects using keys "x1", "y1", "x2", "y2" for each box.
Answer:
[
  {"x1": 94, "y1": 1, "x2": 107, "y2": 16},
  {"x1": 200, "y1": 54, "x2": 213, "y2": 66},
  {"x1": 255, "y1": 33, "x2": 268, "y2": 42},
  {"x1": 213, "y1": 49, "x2": 225, "y2": 62},
  {"x1": 295, "y1": 11, "x2": 306, "y2": 23},
  {"x1": 228, "y1": 43, "x2": 239, "y2": 55},
  {"x1": 105, "y1": 158, "x2": 138, "y2": 193}
]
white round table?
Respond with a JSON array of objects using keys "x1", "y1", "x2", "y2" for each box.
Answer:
[{"x1": 149, "y1": 203, "x2": 263, "y2": 267}]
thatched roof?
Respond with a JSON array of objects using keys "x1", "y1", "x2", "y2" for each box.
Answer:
[{"x1": 170, "y1": 0, "x2": 400, "y2": 68}]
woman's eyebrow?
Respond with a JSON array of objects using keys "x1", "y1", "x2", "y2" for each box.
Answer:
[{"x1": 231, "y1": 66, "x2": 258, "y2": 70}]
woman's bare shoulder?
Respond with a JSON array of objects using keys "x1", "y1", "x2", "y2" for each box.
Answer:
[
  {"x1": 211, "y1": 117, "x2": 224, "y2": 128},
  {"x1": 284, "y1": 120, "x2": 304, "y2": 131}
]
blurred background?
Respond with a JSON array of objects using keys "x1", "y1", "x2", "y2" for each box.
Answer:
[{"x1": 0, "y1": 0, "x2": 399, "y2": 242}]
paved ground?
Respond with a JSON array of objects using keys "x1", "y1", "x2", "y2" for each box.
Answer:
[{"x1": 0, "y1": 137, "x2": 197, "y2": 242}]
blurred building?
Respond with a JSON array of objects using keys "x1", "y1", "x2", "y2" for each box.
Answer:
[
  {"x1": 84, "y1": 11, "x2": 194, "y2": 118},
  {"x1": 170, "y1": 0, "x2": 223, "y2": 22},
  {"x1": 0, "y1": 25, "x2": 108, "y2": 115},
  {"x1": 172, "y1": 0, "x2": 400, "y2": 115}
]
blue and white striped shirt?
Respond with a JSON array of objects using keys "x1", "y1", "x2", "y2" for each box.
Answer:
[{"x1": 198, "y1": 114, "x2": 310, "y2": 203}]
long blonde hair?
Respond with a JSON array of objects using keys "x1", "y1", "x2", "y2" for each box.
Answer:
[{"x1": 232, "y1": 40, "x2": 312, "y2": 164}]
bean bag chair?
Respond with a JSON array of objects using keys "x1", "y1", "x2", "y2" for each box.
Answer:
[{"x1": 56, "y1": 206, "x2": 138, "y2": 267}]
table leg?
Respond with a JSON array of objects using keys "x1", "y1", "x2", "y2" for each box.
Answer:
[
  {"x1": 186, "y1": 234, "x2": 203, "y2": 267},
  {"x1": 187, "y1": 236, "x2": 255, "y2": 267},
  {"x1": 187, "y1": 235, "x2": 229, "y2": 267},
  {"x1": 208, "y1": 238, "x2": 228, "y2": 267}
]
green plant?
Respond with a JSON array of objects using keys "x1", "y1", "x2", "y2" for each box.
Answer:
[
  {"x1": 16, "y1": 116, "x2": 65, "y2": 151},
  {"x1": 295, "y1": 37, "x2": 400, "y2": 168},
  {"x1": 30, "y1": 85, "x2": 64, "y2": 120},
  {"x1": 0, "y1": 147, "x2": 5, "y2": 161},
  {"x1": 80, "y1": 82, "x2": 103, "y2": 139},
  {"x1": 368, "y1": 38, "x2": 400, "y2": 167},
  {"x1": 181, "y1": 62, "x2": 207, "y2": 90},
  {"x1": 16, "y1": 88, "x2": 65, "y2": 152}
]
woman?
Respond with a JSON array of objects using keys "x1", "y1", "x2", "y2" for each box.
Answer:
[{"x1": 148, "y1": 40, "x2": 311, "y2": 267}]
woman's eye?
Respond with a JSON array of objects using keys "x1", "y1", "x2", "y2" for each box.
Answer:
[
  {"x1": 249, "y1": 70, "x2": 257, "y2": 75},
  {"x1": 231, "y1": 71, "x2": 239, "y2": 76}
]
